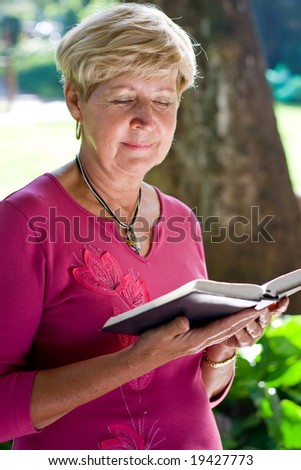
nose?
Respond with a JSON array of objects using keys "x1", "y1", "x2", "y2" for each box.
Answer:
[{"x1": 130, "y1": 102, "x2": 156, "y2": 131}]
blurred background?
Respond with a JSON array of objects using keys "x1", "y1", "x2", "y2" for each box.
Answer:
[{"x1": 1, "y1": 0, "x2": 301, "y2": 450}]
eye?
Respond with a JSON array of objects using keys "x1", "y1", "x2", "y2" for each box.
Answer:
[
  {"x1": 153, "y1": 100, "x2": 171, "y2": 108},
  {"x1": 112, "y1": 98, "x2": 134, "y2": 105}
]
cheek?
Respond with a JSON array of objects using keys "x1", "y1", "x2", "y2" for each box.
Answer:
[
  {"x1": 168, "y1": 113, "x2": 177, "y2": 137},
  {"x1": 163, "y1": 119, "x2": 177, "y2": 146},
  {"x1": 84, "y1": 119, "x2": 120, "y2": 150}
]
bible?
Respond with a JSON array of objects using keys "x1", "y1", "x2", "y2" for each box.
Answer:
[{"x1": 101, "y1": 268, "x2": 301, "y2": 336}]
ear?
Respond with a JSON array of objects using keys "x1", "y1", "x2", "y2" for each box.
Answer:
[{"x1": 64, "y1": 80, "x2": 82, "y2": 121}]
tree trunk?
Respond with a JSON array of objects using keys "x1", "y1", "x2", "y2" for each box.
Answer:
[{"x1": 128, "y1": 0, "x2": 301, "y2": 312}]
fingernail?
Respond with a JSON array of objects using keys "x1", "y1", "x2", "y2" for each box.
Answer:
[{"x1": 268, "y1": 302, "x2": 278, "y2": 311}]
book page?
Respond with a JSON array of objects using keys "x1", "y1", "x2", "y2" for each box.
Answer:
[
  {"x1": 262, "y1": 268, "x2": 301, "y2": 297},
  {"x1": 194, "y1": 279, "x2": 264, "y2": 300}
]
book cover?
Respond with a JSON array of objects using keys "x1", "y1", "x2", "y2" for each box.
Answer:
[{"x1": 101, "y1": 268, "x2": 301, "y2": 336}]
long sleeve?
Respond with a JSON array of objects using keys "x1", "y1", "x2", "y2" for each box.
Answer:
[
  {"x1": 0, "y1": 200, "x2": 45, "y2": 441},
  {"x1": 0, "y1": 177, "x2": 224, "y2": 450}
]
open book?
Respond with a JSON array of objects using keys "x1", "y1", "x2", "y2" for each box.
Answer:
[{"x1": 101, "y1": 268, "x2": 301, "y2": 336}]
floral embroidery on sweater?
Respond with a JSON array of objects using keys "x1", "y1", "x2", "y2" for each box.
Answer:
[
  {"x1": 99, "y1": 422, "x2": 164, "y2": 450},
  {"x1": 99, "y1": 424, "x2": 146, "y2": 450},
  {"x1": 73, "y1": 247, "x2": 150, "y2": 306},
  {"x1": 73, "y1": 248, "x2": 126, "y2": 296},
  {"x1": 73, "y1": 246, "x2": 154, "y2": 390},
  {"x1": 99, "y1": 387, "x2": 165, "y2": 450}
]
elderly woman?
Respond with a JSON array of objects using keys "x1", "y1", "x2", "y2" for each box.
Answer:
[{"x1": 0, "y1": 3, "x2": 287, "y2": 450}]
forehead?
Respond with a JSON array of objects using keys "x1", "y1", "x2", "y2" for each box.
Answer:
[{"x1": 98, "y1": 76, "x2": 178, "y2": 95}]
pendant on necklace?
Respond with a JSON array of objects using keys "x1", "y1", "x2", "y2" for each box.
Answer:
[
  {"x1": 126, "y1": 226, "x2": 141, "y2": 255},
  {"x1": 76, "y1": 155, "x2": 142, "y2": 255}
]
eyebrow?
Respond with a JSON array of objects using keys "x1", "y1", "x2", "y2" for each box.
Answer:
[{"x1": 107, "y1": 86, "x2": 177, "y2": 94}]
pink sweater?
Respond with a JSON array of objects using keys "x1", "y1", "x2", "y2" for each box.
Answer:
[{"x1": 0, "y1": 174, "x2": 227, "y2": 450}]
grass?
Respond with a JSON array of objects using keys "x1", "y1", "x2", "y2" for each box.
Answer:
[
  {"x1": 0, "y1": 100, "x2": 300, "y2": 200},
  {"x1": 274, "y1": 103, "x2": 301, "y2": 195},
  {"x1": 0, "y1": 112, "x2": 78, "y2": 199}
]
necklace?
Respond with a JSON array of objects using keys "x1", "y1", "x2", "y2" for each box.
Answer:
[{"x1": 76, "y1": 155, "x2": 142, "y2": 255}]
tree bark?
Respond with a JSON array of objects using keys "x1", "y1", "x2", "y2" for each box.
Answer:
[{"x1": 128, "y1": 0, "x2": 301, "y2": 312}]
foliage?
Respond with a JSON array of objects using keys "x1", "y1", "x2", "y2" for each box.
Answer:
[
  {"x1": 0, "y1": 15, "x2": 21, "y2": 48},
  {"x1": 266, "y1": 64, "x2": 301, "y2": 104},
  {"x1": 0, "y1": 0, "x2": 116, "y2": 28},
  {"x1": 0, "y1": 441, "x2": 11, "y2": 450},
  {"x1": 0, "y1": 0, "x2": 116, "y2": 98},
  {"x1": 13, "y1": 39, "x2": 63, "y2": 98},
  {"x1": 251, "y1": 0, "x2": 301, "y2": 74},
  {"x1": 216, "y1": 315, "x2": 301, "y2": 450},
  {"x1": 2, "y1": 0, "x2": 301, "y2": 101}
]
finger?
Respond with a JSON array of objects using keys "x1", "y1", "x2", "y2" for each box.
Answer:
[
  {"x1": 270, "y1": 297, "x2": 289, "y2": 317},
  {"x1": 258, "y1": 313, "x2": 269, "y2": 329},
  {"x1": 257, "y1": 309, "x2": 272, "y2": 328},
  {"x1": 199, "y1": 306, "x2": 265, "y2": 347},
  {"x1": 245, "y1": 321, "x2": 263, "y2": 340},
  {"x1": 159, "y1": 316, "x2": 190, "y2": 337},
  {"x1": 232, "y1": 320, "x2": 264, "y2": 348},
  {"x1": 232, "y1": 329, "x2": 253, "y2": 348}
]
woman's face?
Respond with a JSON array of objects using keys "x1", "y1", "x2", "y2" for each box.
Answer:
[{"x1": 76, "y1": 76, "x2": 179, "y2": 179}]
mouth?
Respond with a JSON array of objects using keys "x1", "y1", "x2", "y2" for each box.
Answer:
[{"x1": 122, "y1": 142, "x2": 153, "y2": 150}]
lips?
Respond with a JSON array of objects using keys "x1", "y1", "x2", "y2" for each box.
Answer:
[{"x1": 122, "y1": 142, "x2": 153, "y2": 150}]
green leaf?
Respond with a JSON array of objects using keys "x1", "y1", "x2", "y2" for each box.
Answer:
[
  {"x1": 280, "y1": 400, "x2": 301, "y2": 449},
  {"x1": 267, "y1": 317, "x2": 301, "y2": 351},
  {"x1": 265, "y1": 361, "x2": 301, "y2": 388}
]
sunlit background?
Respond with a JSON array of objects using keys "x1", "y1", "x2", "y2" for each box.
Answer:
[
  {"x1": 1, "y1": 0, "x2": 301, "y2": 451},
  {"x1": 0, "y1": 0, "x2": 301, "y2": 201}
]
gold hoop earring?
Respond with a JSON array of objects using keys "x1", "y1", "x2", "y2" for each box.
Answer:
[{"x1": 75, "y1": 120, "x2": 82, "y2": 140}]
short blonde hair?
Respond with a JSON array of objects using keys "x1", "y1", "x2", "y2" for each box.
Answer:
[{"x1": 56, "y1": 2, "x2": 198, "y2": 100}]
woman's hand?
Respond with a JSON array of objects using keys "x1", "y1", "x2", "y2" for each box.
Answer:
[
  {"x1": 199, "y1": 297, "x2": 289, "y2": 400},
  {"x1": 207, "y1": 296, "x2": 289, "y2": 356},
  {"x1": 30, "y1": 297, "x2": 289, "y2": 431},
  {"x1": 130, "y1": 297, "x2": 289, "y2": 371}
]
